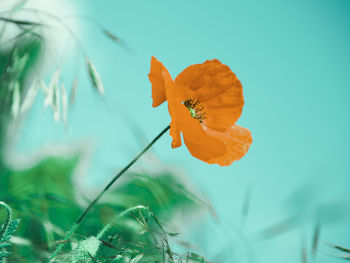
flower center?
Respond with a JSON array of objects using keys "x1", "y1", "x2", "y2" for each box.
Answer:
[{"x1": 182, "y1": 98, "x2": 207, "y2": 123}]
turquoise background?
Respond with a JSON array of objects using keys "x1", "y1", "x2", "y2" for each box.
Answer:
[{"x1": 17, "y1": 0, "x2": 350, "y2": 262}]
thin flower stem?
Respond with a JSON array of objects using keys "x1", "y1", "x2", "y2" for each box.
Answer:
[
  {"x1": 49, "y1": 125, "x2": 170, "y2": 262},
  {"x1": 77, "y1": 124, "x2": 170, "y2": 224}
]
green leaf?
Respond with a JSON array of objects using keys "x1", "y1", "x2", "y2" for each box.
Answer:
[
  {"x1": 2, "y1": 153, "x2": 83, "y2": 262},
  {"x1": 0, "y1": 203, "x2": 19, "y2": 263},
  {"x1": 2, "y1": 154, "x2": 82, "y2": 244},
  {"x1": 102, "y1": 172, "x2": 208, "y2": 220},
  {"x1": 0, "y1": 219, "x2": 20, "y2": 243},
  {"x1": 71, "y1": 236, "x2": 101, "y2": 263},
  {"x1": 0, "y1": 243, "x2": 11, "y2": 249},
  {"x1": 3, "y1": 219, "x2": 20, "y2": 238},
  {"x1": 0, "y1": 250, "x2": 11, "y2": 260}
]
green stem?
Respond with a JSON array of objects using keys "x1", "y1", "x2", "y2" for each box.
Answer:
[
  {"x1": 49, "y1": 125, "x2": 170, "y2": 262},
  {"x1": 77, "y1": 124, "x2": 170, "y2": 224}
]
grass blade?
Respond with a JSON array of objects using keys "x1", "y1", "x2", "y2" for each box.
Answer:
[{"x1": 86, "y1": 59, "x2": 104, "y2": 97}]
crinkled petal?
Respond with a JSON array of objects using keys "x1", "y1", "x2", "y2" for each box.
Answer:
[
  {"x1": 205, "y1": 125, "x2": 252, "y2": 166},
  {"x1": 148, "y1": 56, "x2": 173, "y2": 107},
  {"x1": 174, "y1": 59, "x2": 244, "y2": 131}
]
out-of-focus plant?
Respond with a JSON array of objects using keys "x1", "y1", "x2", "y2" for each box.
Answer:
[
  {"x1": 0, "y1": 202, "x2": 20, "y2": 263},
  {"x1": 1, "y1": 2, "x2": 346, "y2": 263},
  {"x1": 0, "y1": 2, "x2": 212, "y2": 262},
  {"x1": 0, "y1": 33, "x2": 42, "y2": 159}
]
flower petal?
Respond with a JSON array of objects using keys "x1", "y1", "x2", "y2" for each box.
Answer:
[
  {"x1": 205, "y1": 125, "x2": 252, "y2": 166},
  {"x1": 148, "y1": 56, "x2": 173, "y2": 108},
  {"x1": 174, "y1": 59, "x2": 244, "y2": 131},
  {"x1": 169, "y1": 120, "x2": 182, "y2": 148},
  {"x1": 175, "y1": 102, "x2": 227, "y2": 163}
]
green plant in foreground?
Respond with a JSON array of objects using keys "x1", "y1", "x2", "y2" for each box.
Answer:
[
  {"x1": 0, "y1": 23, "x2": 211, "y2": 261},
  {"x1": 1, "y1": 151, "x2": 210, "y2": 262},
  {"x1": 0, "y1": 202, "x2": 20, "y2": 263},
  {"x1": 0, "y1": 3, "x2": 224, "y2": 262},
  {"x1": 2, "y1": 2, "x2": 347, "y2": 263}
]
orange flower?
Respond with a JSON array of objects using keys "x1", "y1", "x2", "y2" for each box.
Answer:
[{"x1": 148, "y1": 56, "x2": 252, "y2": 166}]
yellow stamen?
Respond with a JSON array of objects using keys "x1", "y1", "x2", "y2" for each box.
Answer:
[{"x1": 182, "y1": 98, "x2": 207, "y2": 123}]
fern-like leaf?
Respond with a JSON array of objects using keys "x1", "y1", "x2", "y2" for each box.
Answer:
[
  {"x1": 0, "y1": 202, "x2": 20, "y2": 263},
  {"x1": 70, "y1": 236, "x2": 101, "y2": 263}
]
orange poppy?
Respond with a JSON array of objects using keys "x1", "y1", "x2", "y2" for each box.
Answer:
[{"x1": 148, "y1": 56, "x2": 252, "y2": 166}]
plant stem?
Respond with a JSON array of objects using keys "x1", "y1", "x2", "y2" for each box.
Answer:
[
  {"x1": 77, "y1": 124, "x2": 170, "y2": 224},
  {"x1": 49, "y1": 125, "x2": 170, "y2": 262}
]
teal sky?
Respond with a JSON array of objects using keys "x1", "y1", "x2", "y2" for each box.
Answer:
[{"x1": 17, "y1": 0, "x2": 350, "y2": 262}]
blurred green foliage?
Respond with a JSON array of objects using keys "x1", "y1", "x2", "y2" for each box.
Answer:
[
  {"x1": 0, "y1": 12, "x2": 210, "y2": 263},
  {"x1": 0, "y1": 37, "x2": 41, "y2": 158},
  {"x1": 1, "y1": 152, "x2": 208, "y2": 262}
]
